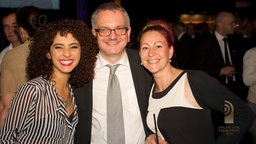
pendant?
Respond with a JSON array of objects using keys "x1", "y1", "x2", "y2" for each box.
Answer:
[{"x1": 64, "y1": 101, "x2": 69, "y2": 108}]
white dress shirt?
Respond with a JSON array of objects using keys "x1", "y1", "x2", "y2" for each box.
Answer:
[{"x1": 91, "y1": 52, "x2": 146, "y2": 144}]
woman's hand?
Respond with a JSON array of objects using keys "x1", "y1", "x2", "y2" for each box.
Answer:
[{"x1": 145, "y1": 134, "x2": 168, "y2": 144}]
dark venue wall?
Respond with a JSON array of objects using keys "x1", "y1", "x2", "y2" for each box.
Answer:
[
  {"x1": 1, "y1": 0, "x2": 256, "y2": 27},
  {"x1": 1, "y1": 0, "x2": 256, "y2": 50},
  {"x1": 1, "y1": 0, "x2": 256, "y2": 24}
]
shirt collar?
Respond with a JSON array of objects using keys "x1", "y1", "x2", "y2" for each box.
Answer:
[
  {"x1": 177, "y1": 32, "x2": 186, "y2": 40},
  {"x1": 215, "y1": 31, "x2": 226, "y2": 41},
  {"x1": 96, "y1": 51, "x2": 129, "y2": 69}
]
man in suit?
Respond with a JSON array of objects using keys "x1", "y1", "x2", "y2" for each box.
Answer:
[
  {"x1": 74, "y1": 2, "x2": 153, "y2": 144},
  {"x1": 194, "y1": 11, "x2": 247, "y2": 99},
  {"x1": 173, "y1": 21, "x2": 195, "y2": 69}
]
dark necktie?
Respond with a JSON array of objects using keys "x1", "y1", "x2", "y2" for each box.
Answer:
[
  {"x1": 223, "y1": 38, "x2": 230, "y2": 66},
  {"x1": 106, "y1": 64, "x2": 125, "y2": 144},
  {"x1": 223, "y1": 38, "x2": 234, "y2": 83}
]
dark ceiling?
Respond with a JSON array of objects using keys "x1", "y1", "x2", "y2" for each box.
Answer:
[
  {"x1": 86, "y1": 0, "x2": 256, "y2": 26},
  {"x1": 122, "y1": 0, "x2": 255, "y2": 19},
  {"x1": 1, "y1": 0, "x2": 255, "y2": 26}
]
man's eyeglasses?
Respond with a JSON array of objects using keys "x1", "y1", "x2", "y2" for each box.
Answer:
[{"x1": 95, "y1": 27, "x2": 128, "y2": 36}]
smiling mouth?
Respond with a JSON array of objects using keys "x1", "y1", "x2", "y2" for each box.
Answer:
[
  {"x1": 60, "y1": 60, "x2": 73, "y2": 66},
  {"x1": 148, "y1": 59, "x2": 159, "y2": 63}
]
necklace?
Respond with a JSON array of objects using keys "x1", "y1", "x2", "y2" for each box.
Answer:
[
  {"x1": 50, "y1": 79, "x2": 71, "y2": 108},
  {"x1": 63, "y1": 92, "x2": 71, "y2": 108},
  {"x1": 64, "y1": 100, "x2": 69, "y2": 108}
]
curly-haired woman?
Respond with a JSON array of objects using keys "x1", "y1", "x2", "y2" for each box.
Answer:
[{"x1": 0, "y1": 19, "x2": 98, "y2": 144}]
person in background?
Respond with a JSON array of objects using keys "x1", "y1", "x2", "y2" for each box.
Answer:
[
  {"x1": 0, "y1": 12, "x2": 22, "y2": 71},
  {"x1": 0, "y1": 6, "x2": 47, "y2": 127},
  {"x1": 138, "y1": 19, "x2": 254, "y2": 144},
  {"x1": 194, "y1": 11, "x2": 247, "y2": 100},
  {"x1": 172, "y1": 21, "x2": 195, "y2": 69},
  {"x1": 186, "y1": 23, "x2": 196, "y2": 39},
  {"x1": 74, "y1": 2, "x2": 153, "y2": 144},
  {"x1": 243, "y1": 47, "x2": 256, "y2": 144},
  {"x1": 0, "y1": 19, "x2": 97, "y2": 143}
]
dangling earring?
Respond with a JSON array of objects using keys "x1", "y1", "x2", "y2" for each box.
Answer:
[
  {"x1": 46, "y1": 53, "x2": 51, "y2": 59},
  {"x1": 169, "y1": 59, "x2": 172, "y2": 63},
  {"x1": 140, "y1": 62, "x2": 143, "y2": 65}
]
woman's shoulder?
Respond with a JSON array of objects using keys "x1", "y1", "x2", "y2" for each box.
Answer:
[
  {"x1": 244, "y1": 47, "x2": 256, "y2": 57},
  {"x1": 16, "y1": 76, "x2": 52, "y2": 97},
  {"x1": 185, "y1": 69, "x2": 209, "y2": 77},
  {"x1": 185, "y1": 69, "x2": 220, "y2": 85},
  {"x1": 25, "y1": 76, "x2": 50, "y2": 88}
]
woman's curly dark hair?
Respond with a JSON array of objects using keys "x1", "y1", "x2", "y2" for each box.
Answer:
[{"x1": 26, "y1": 19, "x2": 98, "y2": 86}]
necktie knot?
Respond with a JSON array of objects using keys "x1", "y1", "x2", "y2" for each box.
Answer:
[{"x1": 107, "y1": 64, "x2": 120, "y2": 75}]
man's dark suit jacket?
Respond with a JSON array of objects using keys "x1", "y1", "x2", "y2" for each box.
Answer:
[
  {"x1": 195, "y1": 33, "x2": 226, "y2": 80},
  {"x1": 73, "y1": 48, "x2": 153, "y2": 144}
]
